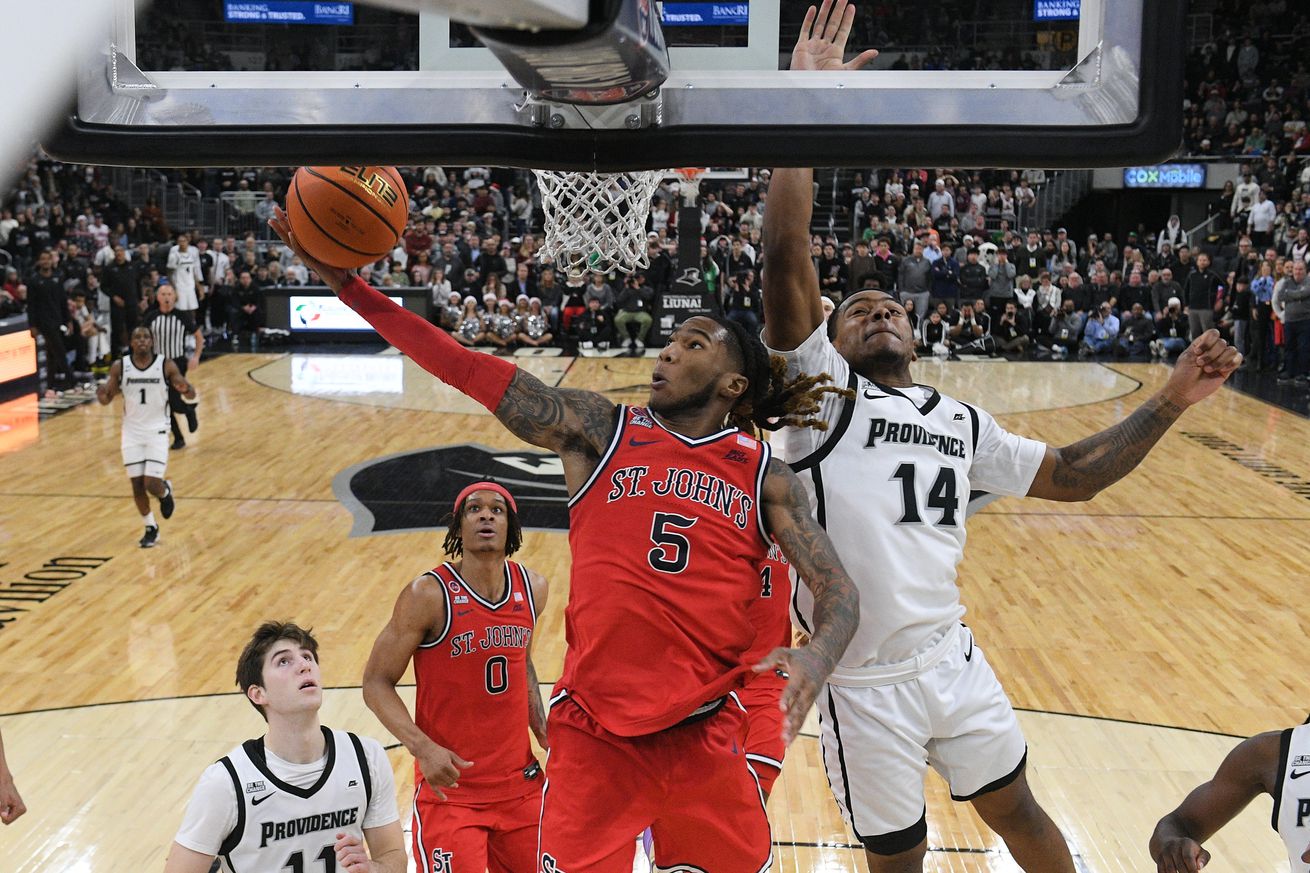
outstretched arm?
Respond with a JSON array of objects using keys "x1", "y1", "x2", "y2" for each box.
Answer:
[
  {"x1": 756, "y1": 458, "x2": 859, "y2": 743},
  {"x1": 96, "y1": 359, "x2": 122, "y2": 405},
  {"x1": 269, "y1": 208, "x2": 615, "y2": 460},
  {"x1": 163, "y1": 359, "x2": 197, "y2": 400},
  {"x1": 1149, "y1": 731, "x2": 1280, "y2": 873},
  {"x1": 763, "y1": 1, "x2": 877, "y2": 351},
  {"x1": 1027, "y1": 330, "x2": 1240, "y2": 501}
]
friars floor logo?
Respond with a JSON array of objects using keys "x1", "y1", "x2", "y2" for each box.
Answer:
[{"x1": 332, "y1": 443, "x2": 569, "y2": 536}]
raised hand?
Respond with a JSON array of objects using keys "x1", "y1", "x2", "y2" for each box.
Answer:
[
  {"x1": 1164, "y1": 329, "x2": 1242, "y2": 407},
  {"x1": 268, "y1": 205, "x2": 353, "y2": 294},
  {"x1": 791, "y1": 0, "x2": 879, "y2": 72}
]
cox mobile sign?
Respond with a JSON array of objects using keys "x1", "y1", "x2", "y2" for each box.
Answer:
[{"x1": 1123, "y1": 165, "x2": 1208, "y2": 189}]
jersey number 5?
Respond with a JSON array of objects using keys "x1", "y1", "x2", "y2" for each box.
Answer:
[
  {"x1": 648, "y1": 512, "x2": 698, "y2": 574},
  {"x1": 890, "y1": 463, "x2": 959, "y2": 527}
]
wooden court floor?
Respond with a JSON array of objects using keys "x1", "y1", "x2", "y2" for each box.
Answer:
[{"x1": 1, "y1": 350, "x2": 1308, "y2": 872}]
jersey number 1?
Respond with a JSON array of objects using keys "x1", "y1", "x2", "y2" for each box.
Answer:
[
  {"x1": 890, "y1": 463, "x2": 959, "y2": 527},
  {"x1": 139, "y1": 388, "x2": 147, "y2": 404}
]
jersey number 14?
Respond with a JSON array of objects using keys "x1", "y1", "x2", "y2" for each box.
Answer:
[{"x1": 890, "y1": 463, "x2": 959, "y2": 527}]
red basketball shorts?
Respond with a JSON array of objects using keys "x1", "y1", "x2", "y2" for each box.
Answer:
[
  {"x1": 735, "y1": 680, "x2": 787, "y2": 796},
  {"x1": 412, "y1": 787, "x2": 541, "y2": 873},
  {"x1": 539, "y1": 695, "x2": 772, "y2": 873}
]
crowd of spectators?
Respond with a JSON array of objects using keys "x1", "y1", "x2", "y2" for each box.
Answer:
[{"x1": 7, "y1": 6, "x2": 1310, "y2": 383}]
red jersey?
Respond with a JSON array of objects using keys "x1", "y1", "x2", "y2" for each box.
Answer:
[
  {"x1": 743, "y1": 541, "x2": 792, "y2": 693},
  {"x1": 559, "y1": 405, "x2": 773, "y2": 736},
  {"x1": 413, "y1": 560, "x2": 541, "y2": 803}
]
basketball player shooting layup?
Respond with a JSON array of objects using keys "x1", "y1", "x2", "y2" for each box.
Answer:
[
  {"x1": 270, "y1": 207, "x2": 860, "y2": 873},
  {"x1": 1151, "y1": 717, "x2": 1310, "y2": 873},
  {"x1": 96, "y1": 325, "x2": 195, "y2": 548},
  {"x1": 164, "y1": 622, "x2": 406, "y2": 873},
  {"x1": 363, "y1": 483, "x2": 550, "y2": 873},
  {"x1": 764, "y1": 5, "x2": 1241, "y2": 870}
]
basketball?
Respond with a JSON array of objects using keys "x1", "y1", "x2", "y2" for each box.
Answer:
[{"x1": 286, "y1": 166, "x2": 408, "y2": 269}]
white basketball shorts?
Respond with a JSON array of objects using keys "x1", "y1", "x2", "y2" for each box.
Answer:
[
  {"x1": 122, "y1": 428, "x2": 170, "y2": 479},
  {"x1": 817, "y1": 623, "x2": 1027, "y2": 854}
]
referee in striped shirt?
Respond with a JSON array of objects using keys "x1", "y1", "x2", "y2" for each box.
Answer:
[{"x1": 144, "y1": 284, "x2": 204, "y2": 449}]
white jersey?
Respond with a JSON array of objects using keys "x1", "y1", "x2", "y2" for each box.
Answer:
[
  {"x1": 167, "y1": 245, "x2": 204, "y2": 309},
  {"x1": 174, "y1": 727, "x2": 399, "y2": 873},
  {"x1": 1274, "y1": 720, "x2": 1310, "y2": 873},
  {"x1": 121, "y1": 354, "x2": 170, "y2": 436},
  {"x1": 768, "y1": 324, "x2": 1046, "y2": 677}
]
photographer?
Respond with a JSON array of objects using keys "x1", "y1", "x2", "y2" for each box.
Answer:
[
  {"x1": 993, "y1": 301, "x2": 1031, "y2": 357},
  {"x1": 1047, "y1": 298, "x2": 1085, "y2": 360},
  {"x1": 1080, "y1": 302, "x2": 1120, "y2": 358},
  {"x1": 1150, "y1": 297, "x2": 1190, "y2": 359}
]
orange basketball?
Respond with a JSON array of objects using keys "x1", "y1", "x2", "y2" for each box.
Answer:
[{"x1": 286, "y1": 166, "x2": 408, "y2": 269}]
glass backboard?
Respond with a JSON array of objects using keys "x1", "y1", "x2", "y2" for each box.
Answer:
[{"x1": 46, "y1": 0, "x2": 1185, "y2": 170}]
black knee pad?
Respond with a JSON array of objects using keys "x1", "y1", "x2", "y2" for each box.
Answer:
[{"x1": 860, "y1": 810, "x2": 926, "y2": 856}]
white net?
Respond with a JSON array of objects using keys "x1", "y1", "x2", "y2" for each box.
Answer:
[{"x1": 532, "y1": 169, "x2": 666, "y2": 282}]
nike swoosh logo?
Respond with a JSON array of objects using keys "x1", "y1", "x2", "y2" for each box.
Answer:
[
  {"x1": 629, "y1": 438, "x2": 659, "y2": 447},
  {"x1": 456, "y1": 609, "x2": 472, "y2": 617},
  {"x1": 1291, "y1": 769, "x2": 1310, "y2": 779},
  {"x1": 862, "y1": 390, "x2": 892, "y2": 400},
  {"x1": 251, "y1": 793, "x2": 275, "y2": 805}
]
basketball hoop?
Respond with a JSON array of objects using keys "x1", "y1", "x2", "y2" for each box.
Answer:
[
  {"x1": 670, "y1": 167, "x2": 707, "y2": 207},
  {"x1": 533, "y1": 168, "x2": 665, "y2": 282}
]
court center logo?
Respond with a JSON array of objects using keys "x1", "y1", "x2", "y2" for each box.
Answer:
[{"x1": 332, "y1": 443, "x2": 568, "y2": 536}]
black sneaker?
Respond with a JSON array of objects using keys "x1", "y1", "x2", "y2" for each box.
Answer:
[
  {"x1": 139, "y1": 525, "x2": 160, "y2": 548},
  {"x1": 171, "y1": 436, "x2": 186, "y2": 450},
  {"x1": 160, "y1": 481, "x2": 175, "y2": 519}
]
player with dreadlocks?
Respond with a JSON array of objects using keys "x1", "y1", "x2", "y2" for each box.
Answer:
[
  {"x1": 272, "y1": 204, "x2": 861, "y2": 873},
  {"x1": 363, "y1": 481, "x2": 550, "y2": 873}
]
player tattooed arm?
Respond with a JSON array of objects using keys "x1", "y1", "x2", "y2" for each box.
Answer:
[
  {"x1": 763, "y1": 1, "x2": 877, "y2": 351},
  {"x1": 363, "y1": 576, "x2": 472, "y2": 801},
  {"x1": 493, "y1": 369, "x2": 618, "y2": 463},
  {"x1": 1149, "y1": 731, "x2": 1280, "y2": 873},
  {"x1": 757, "y1": 458, "x2": 859, "y2": 743},
  {"x1": 95, "y1": 359, "x2": 123, "y2": 404},
  {"x1": 1028, "y1": 330, "x2": 1241, "y2": 502}
]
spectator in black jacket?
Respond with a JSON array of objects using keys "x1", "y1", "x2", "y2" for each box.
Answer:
[
  {"x1": 575, "y1": 296, "x2": 614, "y2": 350},
  {"x1": 958, "y1": 248, "x2": 988, "y2": 303},
  {"x1": 1183, "y1": 252, "x2": 1223, "y2": 339},
  {"x1": 613, "y1": 274, "x2": 655, "y2": 353},
  {"x1": 101, "y1": 245, "x2": 140, "y2": 355},
  {"x1": 25, "y1": 250, "x2": 75, "y2": 388},
  {"x1": 931, "y1": 246, "x2": 961, "y2": 304},
  {"x1": 1116, "y1": 303, "x2": 1156, "y2": 357},
  {"x1": 1219, "y1": 274, "x2": 1252, "y2": 358}
]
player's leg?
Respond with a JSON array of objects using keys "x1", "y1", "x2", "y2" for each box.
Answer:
[
  {"x1": 649, "y1": 701, "x2": 771, "y2": 873},
  {"x1": 123, "y1": 436, "x2": 161, "y2": 546},
  {"x1": 539, "y1": 697, "x2": 661, "y2": 873},
  {"x1": 173, "y1": 356, "x2": 198, "y2": 433},
  {"x1": 485, "y1": 790, "x2": 541, "y2": 873},
  {"x1": 814, "y1": 683, "x2": 933, "y2": 873},
  {"x1": 925, "y1": 626, "x2": 1074, "y2": 873},
  {"x1": 412, "y1": 790, "x2": 490, "y2": 873},
  {"x1": 141, "y1": 429, "x2": 175, "y2": 521}
]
